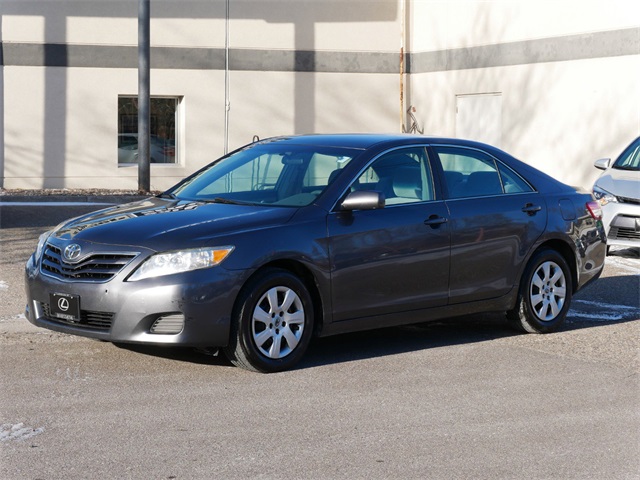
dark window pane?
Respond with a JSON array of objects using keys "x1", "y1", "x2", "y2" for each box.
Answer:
[{"x1": 117, "y1": 97, "x2": 178, "y2": 164}]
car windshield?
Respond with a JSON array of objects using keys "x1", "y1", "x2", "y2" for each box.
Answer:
[
  {"x1": 170, "y1": 142, "x2": 357, "y2": 207},
  {"x1": 613, "y1": 137, "x2": 640, "y2": 171}
]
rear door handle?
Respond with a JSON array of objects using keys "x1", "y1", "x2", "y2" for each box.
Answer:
[
  {"x1": 522, "y1": 203, "x2": 542, "y2": 216},
  {"x1": 424, "y1": 215, "x2": 448, "y2": 227}
]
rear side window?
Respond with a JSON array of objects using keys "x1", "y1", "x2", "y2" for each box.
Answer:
[{"x1": 433, "y1": 146, "x2": 532, "y2": 198}]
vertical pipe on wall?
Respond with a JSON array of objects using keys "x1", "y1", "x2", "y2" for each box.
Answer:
[
  {"x1": 399, "y1": 0, "x2": 406, "y2": 133},
  {"x1": 138, "y1": 0, "x2": 151, "y2": 192},
  {"x1": 224, "y1": 0, "x2": 230, "y2": 154}
]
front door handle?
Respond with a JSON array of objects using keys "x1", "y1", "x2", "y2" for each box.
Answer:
[
  {"x1": 522, "y1": 203, "x2": 542, "y2": 216},
  {"x1": 424, "y1": 215, "x2": 448, "y2": 227}
]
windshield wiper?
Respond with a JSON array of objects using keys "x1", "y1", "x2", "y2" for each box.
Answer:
[
  {"x1": 157, "y1": 192, "x2": 177, "y2": 199},
  {"x1": 206, "y1": 197, "x2": 252, "y2": 205}
]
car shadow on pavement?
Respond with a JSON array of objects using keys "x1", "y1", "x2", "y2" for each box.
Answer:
[
  {"x1": 114, "y1": 274, "x2": 638, "y2": 372},
  {"x1": 300, "y1": 314, "x2": 517, "y2": 370},
  {"x1": 114, "y1": 249, "x2": 638, "y2": 372},
  {"x1": 607, "y1": 246, "x2": 639, "y2": 259},
  {"x1": 113, "y1": 343, "x2": 235, "y2": 368}
]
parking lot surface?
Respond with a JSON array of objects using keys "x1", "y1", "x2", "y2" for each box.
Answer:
[{"x1": 1, "y1": 199, "x2": 638, "y2": 479}]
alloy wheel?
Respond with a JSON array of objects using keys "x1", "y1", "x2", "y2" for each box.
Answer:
[
  {"x1": 251, "y1": 286, "x2": 306, "y2": 359},
  {"x1": 529, "y1": 260, "x2": 567, "y2": 321}
]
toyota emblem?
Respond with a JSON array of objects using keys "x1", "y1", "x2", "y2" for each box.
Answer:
[{"x1": 63, "y1": 244, "x2": 82, "y2": 262}]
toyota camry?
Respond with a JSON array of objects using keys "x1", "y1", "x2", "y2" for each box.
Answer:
[{"x1": 25, "y1": 135, "x2": 606, "y2": 372}]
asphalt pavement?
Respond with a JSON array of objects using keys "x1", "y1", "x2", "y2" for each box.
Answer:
[{"x1": 0, "y1": 197, "x2": 638, "y2": 479}]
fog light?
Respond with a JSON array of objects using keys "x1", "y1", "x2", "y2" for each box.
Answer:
[{"x1": 150, "y1": 314, "x2": 185, "y2": 334}]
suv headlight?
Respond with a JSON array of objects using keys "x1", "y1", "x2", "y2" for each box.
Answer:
[
  {"x1": 592, "y1": 185, "x2": 618, "y2": 206},
  {"x1": 128, "y1": 246, "x2": 234, "y2": 281}
]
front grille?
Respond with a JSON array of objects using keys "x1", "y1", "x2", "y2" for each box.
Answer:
[
  {"x1": 41, "y1": 303, "x2": 114, "y2": 331},
  {"x1": 41, "y1": 244, "x2": 137, "y2": 282},
  {"x1": 609, "y1": 226, "x2": 640, "y2": 241},
  {"x1": 618, "y1": 196, "x2": 640, "y2": 206}
]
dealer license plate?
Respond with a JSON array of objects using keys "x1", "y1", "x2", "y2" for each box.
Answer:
[{"x1": 49, "y1": 293, "x2": 81, "y2": 322}]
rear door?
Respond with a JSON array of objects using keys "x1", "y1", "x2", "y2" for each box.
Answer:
[{"x1": 430, "y1": 145, "x2": 547, "y2": 303}]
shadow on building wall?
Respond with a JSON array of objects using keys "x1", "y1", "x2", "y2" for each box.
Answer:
[{"x1": 1, "y1": 1, "x2": 398, "y2": 188}]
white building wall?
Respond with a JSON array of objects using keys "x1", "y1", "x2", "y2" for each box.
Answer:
[
  {"x1": 1, "y1": 0, "x2": 402, "y2": 190},
  {"x1": 409, "y1": 0, "x2": 640, "y2": 188},
  {"x1": 411, "y1": 55, "x2": 639, "y2": 188},
  {"x1": 1, "y1": 0, "x2": 638, "y2": 190},
  {"x1": 411, "y1": 0, "x2": 639, "y2": 50}
]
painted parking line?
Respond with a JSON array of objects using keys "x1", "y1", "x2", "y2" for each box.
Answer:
[{"x1": 568, "y1": 299, "x2": 640, "y2": 323}]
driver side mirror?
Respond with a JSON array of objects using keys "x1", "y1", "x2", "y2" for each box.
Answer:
[
  {"x1": 594, "y1": 158, "x2": 611, "y2": 171},
  {"x1": 340, "y1": 191, "x2": 385, "y2": 211}
]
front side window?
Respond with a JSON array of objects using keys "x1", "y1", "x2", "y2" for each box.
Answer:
[
  {"x1": 170, "y1": 143, "x2": 355, "y2": 207},
  {"x1": 118, "y1": 96, "x2": 180, "y2": 165},
  {"x1": 354, "y1": 147, "x2": 434, "y2": 205}
]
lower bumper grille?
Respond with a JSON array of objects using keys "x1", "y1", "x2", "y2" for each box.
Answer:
[
  {"x1": 41, "y1": 303, "x2": 114, "y2": 331},
  {"x1": 609, "y1": 226, "x2": 640, "y2": 241}
]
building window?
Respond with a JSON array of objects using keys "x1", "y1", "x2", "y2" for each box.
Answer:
[{"x1": 118, "y1": 96, "x2": 180, "y2": 165}]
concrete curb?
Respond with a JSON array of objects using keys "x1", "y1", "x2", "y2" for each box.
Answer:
[{"x1": 0, "y1": 194, "x2": 151, "y2": 204}]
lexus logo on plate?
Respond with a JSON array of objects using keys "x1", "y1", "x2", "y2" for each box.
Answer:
[
  {"x1": 63, "y1": 244, "x2": 82, "y2": 262},
  {"x1": 57, "y1": 297, "x2": 70, "y2": 312}
]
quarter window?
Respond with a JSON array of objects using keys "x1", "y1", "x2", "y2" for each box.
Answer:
[
  {"x1": 497, "y1": 162, "x2": 534, "y2": 194},
  {"x1": 118, "y1": 96, "x2": 180, "y2": 165}
]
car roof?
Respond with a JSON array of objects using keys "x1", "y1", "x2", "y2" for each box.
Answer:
[
  {"x1": 251, "y1": 134, "x2": 572, "y2": 195},
  {"x1": 256, "y1": 133, "x2": 495, "y2": 151}
]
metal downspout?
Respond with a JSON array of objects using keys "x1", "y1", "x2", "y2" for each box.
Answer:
[
  {"x1": 399, "y1": 0, "x2": 406, "y2": 133},
  {"x1": 224, "y1": 0, "x2": 230, "y2": 154}
]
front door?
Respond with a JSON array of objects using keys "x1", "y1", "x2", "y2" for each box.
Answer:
[{"x1": 327, "y1": 147, "x2": 451, "y2": 322}]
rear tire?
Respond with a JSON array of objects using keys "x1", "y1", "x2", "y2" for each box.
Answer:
[
  {"x1": 507, "y1": 249, "x2": 572, "y2": 333},
  {"x1": 223, "y1": 268, "x2": 314, "y2": 373}
]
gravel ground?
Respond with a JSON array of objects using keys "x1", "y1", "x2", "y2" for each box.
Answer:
[
  {"x1": 0, "y1": 188, "x2": 159, "y2": 197},
  {"x1": 0, "y1": 188, "x2": 161, "y2": 205}
]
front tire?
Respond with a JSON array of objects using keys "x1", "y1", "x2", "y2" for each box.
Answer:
[
  {"x1": 507, "y1": 249, "x2": 573, "y2": 333},
  {"x1": 223, "y1": 269, "x2": 314, "y2": 373}
]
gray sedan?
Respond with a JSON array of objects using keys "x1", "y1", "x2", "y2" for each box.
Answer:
[{"x1": 25, "y1": 135, "x2": 606, "y2": 372}]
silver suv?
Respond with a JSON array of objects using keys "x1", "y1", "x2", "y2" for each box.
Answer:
[{"x1": 593, "y1": 137, "x2": 640, "y2": 252}]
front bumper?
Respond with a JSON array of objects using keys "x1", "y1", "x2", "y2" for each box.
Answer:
[
  {"x1": 24, "y1": 252, "x2": 244, "y2": 348},
  {"x1": 601, "y1": 202, "x2": 640, "y2": 248}
]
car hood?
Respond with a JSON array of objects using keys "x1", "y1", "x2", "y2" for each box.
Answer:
[
  {"x1": 595, "y1": 168, "x2": 640, "y2": 200},
  {"x1": 51, "y1": 197, "x2": 297, "y2": 250}
]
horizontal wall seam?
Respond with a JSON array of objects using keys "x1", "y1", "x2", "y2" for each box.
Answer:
[{"x1": 1, "y1": 27, "x2": 638, "y2": 72}]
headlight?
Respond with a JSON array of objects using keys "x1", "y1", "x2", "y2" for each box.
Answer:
[
  {"x1": 592, "y1": 185, "x2": 618, "y2": 206},
  {"x1": 128, "y1": 246, "x2": 234, "y2": 281},
  {"x1": 34, "y1": 230, "x2": 52, "y2": 262}
]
